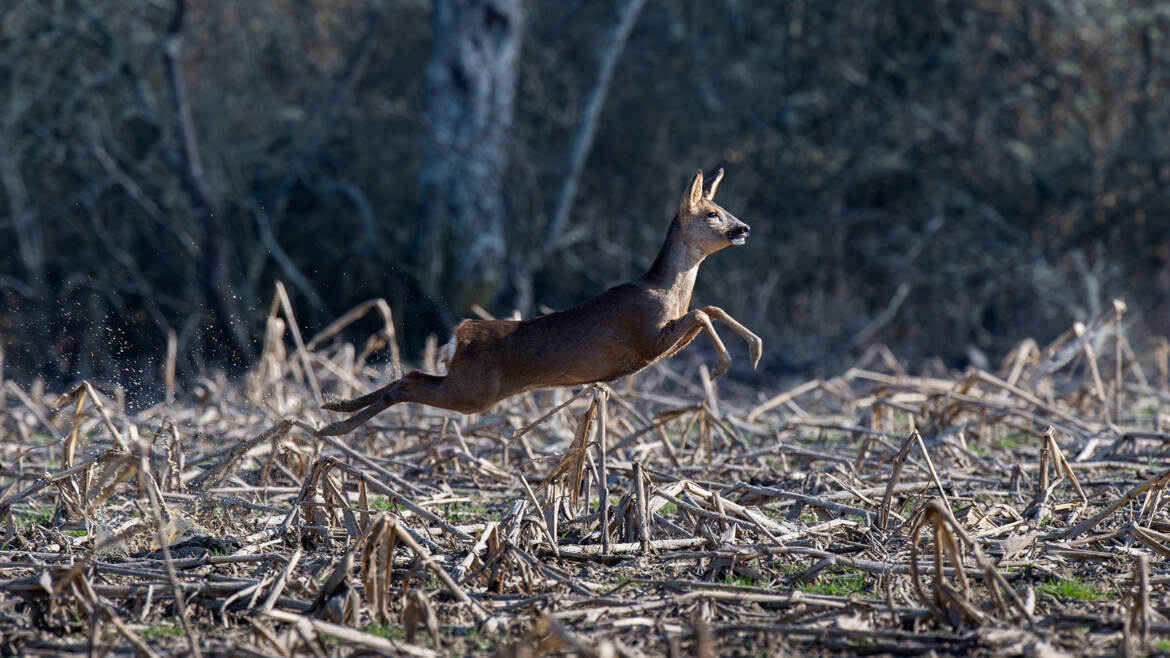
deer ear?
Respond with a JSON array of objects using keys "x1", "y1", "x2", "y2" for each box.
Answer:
[
  {"x1": 683, "y1": 170, "x2": 704, "y2": 212},
  {"x1": 704, "y1": 168, "x2": 724, "y2": 200}
]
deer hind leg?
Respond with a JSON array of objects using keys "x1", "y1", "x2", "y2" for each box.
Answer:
[
  {"x1": 658, "y1": 310, "x2": 733, "y2": 377},
  {"x1": 321, "y1": 382, "x2": 397, "y2": 412},
  {"x1": 317, "y1": 371, "x2": 448, "y2": 436},
  {"x1": 699, "y1": 306, "x2": 763, "y2": 369}
]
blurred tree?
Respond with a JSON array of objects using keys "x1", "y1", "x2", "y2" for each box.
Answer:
[
  {"x1": 414, "y1": 0, "x2": 523, "y2": 316},
  {"x1": 163, "y1": 0, "x2": 255, "y2": 363}
]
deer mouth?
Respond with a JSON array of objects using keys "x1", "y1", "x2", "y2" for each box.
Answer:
[{"x1": 727, "y1": 227, "x2": 749, "y2": 245}]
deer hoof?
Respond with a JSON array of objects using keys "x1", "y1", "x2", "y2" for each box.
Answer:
[
  {"x1": 750, "y1": 338, "x2": 763, "y2": 369},
  {"x1": 315, "y1": 421, "x2": 347, "y2": 437},
  {"x1": 712, "y1": 359, "x2": 731, "y2": 378}
]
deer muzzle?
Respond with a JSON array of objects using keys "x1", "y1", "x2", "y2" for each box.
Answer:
[{"x1": 727, "y1": 224, "x2": 750, "y2": 245}]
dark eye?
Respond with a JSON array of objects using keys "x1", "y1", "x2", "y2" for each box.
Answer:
[{"x1": 706, "y1": 211, "x2": 719, "y2": 219}]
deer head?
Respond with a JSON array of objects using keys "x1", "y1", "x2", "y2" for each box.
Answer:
[{"x1": 678, "y1": 168, "x2": 751, "y2": 255}]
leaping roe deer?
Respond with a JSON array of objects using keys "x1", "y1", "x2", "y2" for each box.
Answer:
[{"x1": 317, "y1": 168, "x2": 762, "y2": 436}]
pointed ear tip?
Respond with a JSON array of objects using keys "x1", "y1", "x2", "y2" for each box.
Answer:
[{"x1": 687, "y1": 170, "x2": 704, "y2": 191}]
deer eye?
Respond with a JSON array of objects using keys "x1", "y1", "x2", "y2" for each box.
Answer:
[{"x1": 706, "y1": 211, "x2": 719, "y2": 219}]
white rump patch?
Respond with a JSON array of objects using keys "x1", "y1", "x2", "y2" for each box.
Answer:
[{"x1": 438, "y1": 336, "x2": 457, "y2": 372}]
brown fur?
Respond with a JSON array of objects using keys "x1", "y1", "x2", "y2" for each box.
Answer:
[{"x1": 318, "y1": 168, "x2": 762, "y2": 434}]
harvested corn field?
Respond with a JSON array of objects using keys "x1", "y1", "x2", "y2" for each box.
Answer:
[{"x1": 1, "y1": 295, "x2": 1168, "y2": 656}]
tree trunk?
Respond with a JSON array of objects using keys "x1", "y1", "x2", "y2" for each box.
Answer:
[
  {"x1": 164, "y1": 0, "x2": 255, "y2": 364},
  {"x1": 415, "y1": 0, "x2": 522, "y2": 314}
]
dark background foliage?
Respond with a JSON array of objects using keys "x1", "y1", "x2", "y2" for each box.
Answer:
[{"x1": 1, "y1": 0, "x2": 1168, "y2": 399}]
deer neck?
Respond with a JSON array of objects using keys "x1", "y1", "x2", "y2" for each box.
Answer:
[{"x1": 642, "y1": 218, "x2": 705, "y2": 308}]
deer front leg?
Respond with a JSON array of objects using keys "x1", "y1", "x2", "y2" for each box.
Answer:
[
  {"x1": 658, "y1": 309, "x2": 733, "y2": 377},
  {"x1": 698, "y1": 306, "x2": 763, "y2": 369}
]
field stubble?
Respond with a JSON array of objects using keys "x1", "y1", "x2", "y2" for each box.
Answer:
[{"x1": 0, "y1": 290, "x2": 1168, "y2": 656}]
